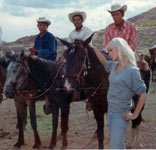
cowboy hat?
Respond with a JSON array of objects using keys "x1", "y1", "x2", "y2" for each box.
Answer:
[
  {"x1": 37, "y1": 17, "x2": 51, "y2": 25},
  {"x1": 68, "y1": 11, "x2": 86, "y2": 23},
  {"x1": 108, "y1": 3, "x2": 127, "y2": 13}
]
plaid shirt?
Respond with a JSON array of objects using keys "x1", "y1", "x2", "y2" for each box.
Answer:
[{"x1": 102, "y1": 20, "x2": 138, "y2": 51}]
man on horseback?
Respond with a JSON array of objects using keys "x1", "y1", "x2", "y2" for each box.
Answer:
[
  {"x1": 65, "y1": 11, "x2": 94, "y2": 102},
  {"x1": 102, "y1": 3, "x2": 138, "y2": 58},
  {"x1": 29, "y1": 17, "x2": 57, "y2": 114},
  {"x1": 67, "y1": 11, "x2": 93, "y2": 46},
  {"x1": 29, "y1": 17, "x2": 57, "y2": 61}
]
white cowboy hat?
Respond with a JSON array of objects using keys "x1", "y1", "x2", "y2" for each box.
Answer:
[
  {"x1": 68, "y1": 11, "x2": 86, "y2": 23},
  {"x1": 108, "y1": 3, "x2": 127, "y2": 13},
  {"x1": 37, "y1": 17, "x2": 51, "y2": 25}
]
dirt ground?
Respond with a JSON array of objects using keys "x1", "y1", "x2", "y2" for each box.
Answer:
[{"x1": 0, "y1": 82, "x2": 156, "y2": 150}]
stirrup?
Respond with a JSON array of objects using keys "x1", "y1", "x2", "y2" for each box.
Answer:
[{"x1": 43, "y1": 104, "x2": 52, "y2": 115}]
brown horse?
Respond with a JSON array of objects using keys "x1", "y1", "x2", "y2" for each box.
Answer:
[
  {"x1": 2, "y1": 51, "x2": 74, "y2": 149},
  {"x1": 148, "y1": 49, "x2": 156, "y2": 82},
  {"x1": 59, "y1": 35, "x2": 109, "y2": 149}
]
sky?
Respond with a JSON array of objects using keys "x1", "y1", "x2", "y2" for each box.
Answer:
[{"x1": 0, "y1": 0, "x2": 156, "y2": 42}]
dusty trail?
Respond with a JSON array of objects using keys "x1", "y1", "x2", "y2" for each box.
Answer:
[{"x1": 0, "y1": 82, "x2": 156, "y2": 149}]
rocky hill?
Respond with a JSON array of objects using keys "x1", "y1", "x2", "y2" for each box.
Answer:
[
  {"x1": 0, "y1": 7, "x2": 156, "y2": 55},
  {"x1": 128, "y1": 7, "x2": 156, "y2": 26}
]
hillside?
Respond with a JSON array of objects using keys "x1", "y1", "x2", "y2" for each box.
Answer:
[
  {"x1": 0, "y1": 7, "x2": 156, "y2": 55},
  {"x1": 128, "y1": 7, "x2": 156, "y2": 27}
]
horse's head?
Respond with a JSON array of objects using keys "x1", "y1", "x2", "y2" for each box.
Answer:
[
  {"x1": 58, "y1": 34, "x2": 94, "y2": 91},
  {"x1": 0, "y1": 53, "x2": 10, "y2": 102},
  {"x1": 3, "y1": 50, "x2": 30, "y2": 98}
]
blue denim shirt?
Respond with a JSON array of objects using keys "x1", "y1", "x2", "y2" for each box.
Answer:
[
  {"x1": 104, "y1": 61, "x2": 146, "y2": 113},
  {"x1": 34, "y1": 31, "x2": 57, "y2": 61}
]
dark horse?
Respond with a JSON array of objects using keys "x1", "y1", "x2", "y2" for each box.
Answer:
[
  {"x1": 59, "y1": 35, "x2": 109, "y2": 149},
  {"x1": 3, "y1": 51, "x2": 73, "y2": 149},
  {"x1": 0, "y1": 54, "x2": 41, "y2": 148},
  {"x1": 59, "y1": 35, "x2": 151, "y2": 149},
  {"x1": 148, "y1": 48, "x2": 156, "y2": 82}
]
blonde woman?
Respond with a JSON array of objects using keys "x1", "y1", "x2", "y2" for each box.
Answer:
[{"x1": 92, "y1": 37, "x2": 146, "y2": 149}]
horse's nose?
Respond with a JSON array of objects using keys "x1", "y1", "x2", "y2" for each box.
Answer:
[{"x1": 11, "y1": 81, "x2": 16, "y2": 87}]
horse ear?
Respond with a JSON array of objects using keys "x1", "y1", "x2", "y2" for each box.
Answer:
[
  {"x1": 57, "y1": 37, "x2": 72, "y2": 47},
  {"x1": 5, "y1": 50, "x2": 16, "y2": 61},
  {"x1": 83, "y1": 33, "x2": 94, "y2": 47},
  {"x1": 19, "y1": 50, "x2": 25, "y2": 60}
]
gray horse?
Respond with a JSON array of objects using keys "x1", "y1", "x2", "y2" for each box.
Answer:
[{"x1": 3, "y1": 51, "x2": 74, "y2": 149}]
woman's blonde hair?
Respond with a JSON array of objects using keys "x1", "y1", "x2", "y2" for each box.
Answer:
[{"x1": 106, "y1": 37, "x2": 138, "y2": 68}]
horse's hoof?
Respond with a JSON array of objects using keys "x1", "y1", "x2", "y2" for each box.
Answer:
[
  {"x1": 14, "y1": 141, "x2": 24, "y2": 147},
  {"x1": 62, "y1": 145, "x2": 67, "y2": 150},
  {"x1": 33, "y1": 144, "x2": 41, "y2": 149},
  {"x1": 62, "y1": 141, "x2": 67, "y2": 150},
  {"x1": 48, "y1": 143, "x2": 56, "y2": 149},
  {"x1": 48, "y1": 145, "x2": 54, "y2": 149},
  {"x1": 98, "y1": 145, "x2": 103, "y2": 149}
]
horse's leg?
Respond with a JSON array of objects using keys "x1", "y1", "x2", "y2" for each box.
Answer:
[
  {"x1": 14, "y1": 101, "x2": 27, "y2": 147},
  {"x1": 93, "y1": 106, "x2": 104, "y2": 149},
  {"x1": 152, "y1": 69, "x2": 154, "y2": 82},
  {"x1": 28, "y1": 101, "x2": 41, "y2": 148},
  {"x1": 60, "y1": 104, "x2": 70, "y2": 150},
  {"x1": 49, "y1": 104, "x2": 59, "y2": 149},
  {"x1": 16, "y1": 108, "x2": 27, "y2": 130}
]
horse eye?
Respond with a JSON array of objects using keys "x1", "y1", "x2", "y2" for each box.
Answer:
[{"x1": 12, "y1": 69, "x2": 17, "y2": 73}]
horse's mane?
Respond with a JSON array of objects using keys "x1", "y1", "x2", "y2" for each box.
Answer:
[
  {"x1": 26, "y1": 56, "x2": 64, "y2": 86},
  {"x1": 28, "y1": 56, "x2": 55, "y2": 67},
  {"x1": 0, "y1": 56, "x2": 10, "y2": 69}
]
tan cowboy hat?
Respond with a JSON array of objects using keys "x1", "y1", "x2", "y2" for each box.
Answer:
[
  {"x1": 108, "y1": 3, "x2": 127, "y2": 13},
  {"x1": 68, "y1": 11, "x2": 86, "y2": 23},
  {"x1": 37, "y1": 17, "x2": 51, "y2": 25}
]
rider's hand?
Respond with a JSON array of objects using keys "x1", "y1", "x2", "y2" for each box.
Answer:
[{"x1": 29, "y1": 48, "x2": 40, "y2": 56}]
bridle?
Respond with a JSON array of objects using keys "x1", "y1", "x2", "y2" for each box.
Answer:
[
  {"x1": 66, "y1": 42, "x2": 91, "y2": 83},
  {"x1": 9, "y1": 58, "x2": 65, "y2": 99},
  {"x1": 66, "y1": 41, "x2": 105, "y2": 101}
]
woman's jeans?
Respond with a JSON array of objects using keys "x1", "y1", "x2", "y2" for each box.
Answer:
[{"x1": 107, "y1": 111, "x2": 129, "y2": 149}]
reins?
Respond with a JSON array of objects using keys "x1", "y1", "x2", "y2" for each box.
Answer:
[
  {"x1": 68, "y1": 43, "x2": 105, "y2": 101},
  {"x1": 12, "y1": 57, "x2": 65, "y2": 99}
]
